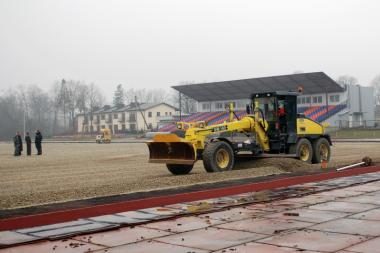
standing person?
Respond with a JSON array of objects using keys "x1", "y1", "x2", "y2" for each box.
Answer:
[
  {"x1": 25, "y1": 132, "x2": 32, "y2": 156},
  {"x1": 13, "y1": 132, "x2": 22, "y2": 156},
  {"x1": 35, "y1": 130, "x2": 43, "y2": 155},
  {"x1": 19, "y1": 132, "x2": 23, "y2": 155}
]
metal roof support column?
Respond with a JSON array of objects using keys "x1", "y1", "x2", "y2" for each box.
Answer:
[{"x1": 179, "y1": 91, "x2": 182, "y2": 121}]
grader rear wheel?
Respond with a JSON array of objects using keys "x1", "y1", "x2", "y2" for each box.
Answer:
[
  {"x1": 312, "y1": 138, "x2": 331, "y2": 163},
  {"x1": 203, "y1": 141, "x2": 235, "y2": 173}
]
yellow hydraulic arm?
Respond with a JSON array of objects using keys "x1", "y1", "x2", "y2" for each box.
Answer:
[{"x1": 147, "y1": 102, "x2": 270, "y2": 165}]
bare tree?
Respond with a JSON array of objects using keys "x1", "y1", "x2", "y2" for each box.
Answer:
[
  {"x1": 26, "y1": 85, "x2": 50, "y2": 130},
  {"x1": 87, "y1": 83, "x2": 104, "y2": 133},
  {"x1": 371, "y1": 74, "x2": 380, "y2": 105},
  {"x1": 50, "y1": 81, "x2": 62, "y2": 135},
  {"x1": 336, "y1": 75, "x2": 358, "y2": 86}
]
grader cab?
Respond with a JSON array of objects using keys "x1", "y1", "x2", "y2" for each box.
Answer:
[{"x1": 147, "y1": 91, "x2": 331, "y2": 175}]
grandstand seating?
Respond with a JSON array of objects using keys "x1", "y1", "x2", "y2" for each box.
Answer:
[
  {"x1": 158, "y1": 103, "x2": 347, "y2": 132},
  {"x1": 299, "y1": 103, "x2": 347, "y2": 122}
]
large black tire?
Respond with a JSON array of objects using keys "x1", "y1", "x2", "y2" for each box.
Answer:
[
  {"x1": 312, "y1": 138, "x2": 331, "y2": 164},
  {"x1": 203, "y1": 141, "x2": 235, "y2": 173},
  {"x1": 290, "y1": 138, "x2": 313, "y2": 164},
  {"x1": 166, "y1": 164, "x2": 193, "y2": 175}
]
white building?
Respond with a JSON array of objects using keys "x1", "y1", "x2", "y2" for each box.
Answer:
[{"x1": 76, "y1": 102, "x2": 178, "y2": 133}]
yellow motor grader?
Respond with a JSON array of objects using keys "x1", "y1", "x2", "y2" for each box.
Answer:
[{"x1": 147, "y1": 91, "x2": 331, "y2": 175}]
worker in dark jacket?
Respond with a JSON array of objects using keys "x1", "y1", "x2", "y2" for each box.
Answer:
[
  {"x1": 35, "y1": 130, "x2": 43, "y2": 155},
  {"x1": 25, "y1": 132, "x2": 32, "y2": 156},
  {"x1": 13, "y1": 132, "x2": 23, "y2": 156}
]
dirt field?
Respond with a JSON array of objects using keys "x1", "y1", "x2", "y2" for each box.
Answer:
[{"x1": 0, "y1": 142, "x2": 379, "y2": 209}]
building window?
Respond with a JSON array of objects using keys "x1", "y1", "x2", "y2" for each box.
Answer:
[
  {"x1": 297, "y1": 98, "x2": 301, "y2": 104},
  {"x1": 130, "y1": 124, "x2": 136, "y2": 131},
  {"x1": 114, "y1": 125, "x2": 118, "y2": 132},
  {"x1": 329, "y1": 94, "x2": 340, "y2": 103},
  {"x1": 122, "y1": 124, "x2": 126, "y2": 131},
  {"x1": 318, "y1": 96, "x2": 322, "y2": 103},
  {"x1": 215, "y1": 103, "x2": 223, "y2": 109},
  {"x1": 101, "y1": 125, "x2": 105, "y2": 129},
  {"x1": 306, "y1": 97, "x2": 311, "y2": 104},
  {"x1": 157, "y1": 112, "x2": 160, "y2": 116},
  {"x1": 148, "y1": 123, "x2": 153, "y2": 129},
  {"x1": 165, "y1": 112, "x2": 168, "y2": 116},
  {"x1": 237, "y1": 101, "x2": 246, "y2": 108},
  {"x1": 101, "y1": 114, "x2": 105, "y2": 120},
  {"x1": 301, "y1": 97, "x2": 306, "y2": 104},
  {"x1": 114, "y1": 114, "x2": 118, "y2": 119},
  {"x1": 313, "y1": 97, "x2": 317, "y2": 103},
  {"x1": 202, "y1": 103, "x2": 210, "y2": 110},
  {"x1": 129, "y1": 112, "x2": 136, "y2": 122},
  {"x1": 108, "y1": 125, "x2": 112, "y2": 130},
  {"x1": 148, "y1": 112, "x2": 152, "y2": 118}
]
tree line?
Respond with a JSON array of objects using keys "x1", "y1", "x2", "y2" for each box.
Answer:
[
  {"x1": 0, "y1": 80, "x2": 105, "y2": 140},
  {"x1": 0, "y1": 80, "x2": 197, "y2": 140}
]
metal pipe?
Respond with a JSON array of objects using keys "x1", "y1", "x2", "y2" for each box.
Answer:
[
  {"x1": 336, "y1": 162, "x2": 365, "y2": 171},
  {"x1": 336, "y1": 156, "x2": 372, "y2": 171}
]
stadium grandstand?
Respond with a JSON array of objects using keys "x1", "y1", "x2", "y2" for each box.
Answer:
[{"x1": 158, "y1": 72, "x2": 375, "y2": 132}]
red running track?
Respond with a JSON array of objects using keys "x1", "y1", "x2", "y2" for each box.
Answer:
[{"x1": 1, "y1": 165, "x2": 379, "y2": 231}]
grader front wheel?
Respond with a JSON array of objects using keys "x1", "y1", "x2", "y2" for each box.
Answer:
[
  {"x1": 203, "y1": 141, "x2": 235, "y2": 172},
  {"x1": 292, "y1": 138, "x2": 313, "y2": 164}
]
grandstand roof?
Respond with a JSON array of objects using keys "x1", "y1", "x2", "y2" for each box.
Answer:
[{"x1": 172, "y1": 72, "x2": 344, "y2": 102}]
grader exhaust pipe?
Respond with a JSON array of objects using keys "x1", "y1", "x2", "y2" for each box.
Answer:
[{"x1": 147, "y1": 134, "x2": 197, "y2": 165}]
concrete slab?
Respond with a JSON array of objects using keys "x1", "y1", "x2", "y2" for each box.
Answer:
[
  {"x1": 264, "y1": 208, "x2": 349, "y2": 223},
  {"x1": 117, "y1": 211, "x2": 161, "y2": 220},
  {"x1": 17, "y1": 220, "x2": 91, "y2": 234},
  {"x1": 308, "y1": 201, "x2": 377, "y2": 213},
  {"x1": 0, "y1": 231, "x2": 39, "y2": 246},
  {"x1": 142, "y1": 216, "x2": 223, "y2": 233},
  {"x1": 348, "y1": 185, "x2": 380, "y2": 193},
  {"x1": 257, "y1": 229, "x2": 368, "y2": 252},
  {"x1": 198, "y1": 207, "x2": 269, "y2": 222},
  {"x1": 245, "y1": 201, "x2": 307, "y2": 212},
  {"x1": 342, "y1": 195, "x2": 380, "y2": 205},
  {"x1": 164, "y1": 203, "x2": 193, "y2": 211},
  {"x1": 314, "y1": 189, "x2": 364, "y2": 198},
  {"x1": 0, "y1": 239, "x2": 104, "y2": 253},
  {"x1": 90, "y1": 240, "x2": 209, "y2": 253},
  {"x1": 344, "y1": 237, "x2": 380, "y2": 253},
  {"x1": 349, "y1": 208, "x2": 380, "y2": 221},
  {"x1": 26, "y1": 221, "x2": 117, "y2": 239},
  {"x1": 74, "y1": 226, "x2": 172, "y2": 247},
  {"x1": 138, "y1": 207, "x2": 184, "y2": 216},
  {"x1": 310, "y1": 218, "x2": 380, "y2": 236},
  {"x1": 156, "y1": 227, "x2": 267, "y2": 251},
  {"x1": 284, "y1": 194, "x2": 335, "y2": 205},
  {"x1": 215, "y1": 218, "x2": 313, "y2": 235},
  {"x1": 88, "y1": 214, "x2": 146, "y2": 224},
  {"x1": 213, "y1": 242, "x2": 319, "y2": 253}
]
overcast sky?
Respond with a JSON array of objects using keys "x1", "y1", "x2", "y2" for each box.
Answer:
[{"x1": 0, "y1": 0, "x2": 379, "y2": 102}]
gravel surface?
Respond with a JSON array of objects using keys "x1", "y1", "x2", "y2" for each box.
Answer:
[{"x1": 0, "y1": 142, "x2": 379, "y2": 209}]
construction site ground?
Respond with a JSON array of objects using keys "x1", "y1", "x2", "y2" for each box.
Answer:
[
  {"x1": 1, "y1": 142, "x2": 380, "y2": 210},
  {"x1": 1, "y1": 168, "x2": 380, "y2": 252}
]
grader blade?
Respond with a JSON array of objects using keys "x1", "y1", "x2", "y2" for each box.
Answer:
[{"x1": 147, "y1": 134, "x2": 197, "y2": 165}]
